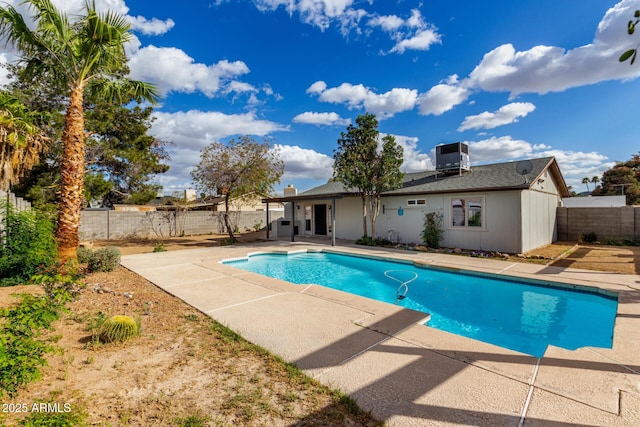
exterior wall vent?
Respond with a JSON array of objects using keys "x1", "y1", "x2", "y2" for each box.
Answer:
[{"x1": 436, "y1": 142, "x2": 470, "y2": 174}]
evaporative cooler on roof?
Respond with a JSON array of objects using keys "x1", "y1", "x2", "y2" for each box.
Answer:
[{"x1": 436, "y1": 142, "x2": 470, "y2": 174}]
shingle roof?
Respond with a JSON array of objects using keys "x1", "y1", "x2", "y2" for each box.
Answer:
[{"x1": 295, "y1": 157, "x2": 568, "y2": 198}]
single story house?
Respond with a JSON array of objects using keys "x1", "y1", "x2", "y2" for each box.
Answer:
[{"x1": 264, "y1": 156, "x2": 569, "y2": 254}]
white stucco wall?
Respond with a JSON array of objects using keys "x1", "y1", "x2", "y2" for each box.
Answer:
[{"x1": 521, "y1": 189, "x2": 561, "y2": 253}]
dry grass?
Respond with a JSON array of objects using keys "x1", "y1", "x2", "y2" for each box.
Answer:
[{"x1": 0, "y1": 266, "x2": 381, "y2": 426}]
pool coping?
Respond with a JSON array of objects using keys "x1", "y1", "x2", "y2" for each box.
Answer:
[{"x1": 121, "y1": 241, "x2": 640, "y2": 426}]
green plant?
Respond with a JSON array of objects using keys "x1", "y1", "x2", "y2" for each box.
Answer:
[
  {"x1": 0, "y1": 295, "x2": 61, "y2": 397},
  {"x1": 31, "y1": 261, "x2": 85, "y2": 302},
  {"x1": 17, "y1": 403, "x2": 87, "y2": 426},
  {"x1": 153, "y1": 241, "x2": 167, "y2": 252},
  {"x1": 0, "y1": 203, "x2": 57, "y2": 286},
  {"x1": 220, "y1": 237, "x2": 236, "y2": 246},
  {"x1": 173, "y1": 414, "x2": 211, "y2": 427},
  {"x1": 77, "y1": 246, "x2": 93, "y2": 264},
  {"x1": 422, "y1": 212, "x2": 444, "y2": 248},
  {"x1": 253, "y1": 220, "x2": 263, "y2": 231},
  {"x1": 87, "y1": 246, "x2": 121, "y2": 272},
  {"x1": 99, "y1": 315, "x2": 140, "y2": 343},
  {"x1": 581, "y1": 232, "x2": 598, "y2": 244}
]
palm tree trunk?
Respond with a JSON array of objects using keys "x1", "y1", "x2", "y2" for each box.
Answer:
[{"x1": 55, "y1": 84, "x2": 85, "y2": 261}]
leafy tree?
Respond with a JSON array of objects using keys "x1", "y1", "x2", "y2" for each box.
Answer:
[
  {"x1": 582, "y1": 177, "x2": 591, "y2": 193},
  {"x1": 0, "y1": 92, "x2": 49, "y2": 191},
  {"x1": 368, "y1": 134, "x2": 404, "y2": 239},
  {"x1": 591, "y1": 175, "x2": 600, "y2": 192},
  {"x1": 191, "y1": 136, "x2": 284, "y2": 241},
  {"x1": 0, "y1": 0, "x2": 159, "y2": 261},
  {"x1": 592, "y1": 153, "x2": 640, "y2": 204},
  {"x1": 85, "y1": 102, "x2": 170, "y2": 206},
  {"x1": 620, "y1": 9, "x2": 640, "y2": 65},
  {"x1": 333, "y1": 113, "x2": 404, "y2": 238}
]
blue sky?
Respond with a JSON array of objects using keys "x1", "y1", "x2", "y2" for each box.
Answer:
[{"x1": 2, "y1": 0, "x2": 640, "y2": 196}]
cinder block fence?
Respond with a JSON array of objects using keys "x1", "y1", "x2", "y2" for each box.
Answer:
[
  {"x1": 79, "y1": 209, "x2": 283, "y2": 240},
  {"x1": 557, "y1": 206, "x2": 640, "y2": 242}
]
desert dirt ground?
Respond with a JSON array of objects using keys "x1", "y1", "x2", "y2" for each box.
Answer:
[{"x1": 1, "y1": 233, "x2": 638, "y2": 426}]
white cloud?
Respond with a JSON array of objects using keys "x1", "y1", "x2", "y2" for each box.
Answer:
[
  {"x1": 128, "y1": 16, "x2": 175, "y2": 36},
  {"x1": 273, "y1": 144, "x2": 334, "y2": 181},
  {"x1": 128, "y1": 46, "x2": 251, "y2": 97},
  {"x1": 292, "y1": 111, "x2": 350, "y2": 126},
  {"x1": 150, "y1": 110, "x2": 289, "y2": 149},
  {"x1": 465, "y1": 136, "x2": 534, "y2": 163},
  {"x1": 148, "y1": 110, "x2": 290, "y2": 193},
  {"x1": 368, "y1": 15, "x2": 404, "y2": 32},
  {"x1": 468, "y1": 1, "x2": 640, "y2": 96},
  {"x1": 308, "y1": 81, "x2": 417, "y2": 118},
  {"x1": 388, "y1": 134, "x2": 435, "y2": 172},
  {"x1": 417, "y1": 76, "x2": 472, "y2": 116},
  {"x1": 253, "y1": 0, "x2": 363, "y2": 32},
  {"x1": 390, "y1": 28, "x2": 441, "y2": 54},
  {"x1": 458, "y1": 102, "x2": 536, "y2": 131}
]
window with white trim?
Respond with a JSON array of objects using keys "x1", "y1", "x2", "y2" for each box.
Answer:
[
  {"x1": 406, "y1": 199, "x2": 426, "y2": 207},
  {"x1": 450, "y1": 196, "x2": 484, "y2": 228}
]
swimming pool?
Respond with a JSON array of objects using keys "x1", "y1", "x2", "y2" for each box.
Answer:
[{"x1": 224, "y1": 251, "x2": 618, "y2": 357}]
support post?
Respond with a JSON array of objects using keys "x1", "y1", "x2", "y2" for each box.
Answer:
[
  {"x1": 265, "y1": 202, "x2": 270, "y2": 239},
  {"x1": 291, "y1": 202, "x2": 295, "y2": 242},
  {"x1": 331, "y1": 198, "x2": 336, "y2": 246}
]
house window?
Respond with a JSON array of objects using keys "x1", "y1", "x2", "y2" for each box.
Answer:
[
  {"x1": 451, "y1": 197, "x2": 483, "y2": 228},
  {"x1": 407, "y1": 199, "x2": 426, "y2": 207}
]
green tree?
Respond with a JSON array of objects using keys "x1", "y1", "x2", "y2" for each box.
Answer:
[
  {"x1": 85, "y1": 102, "x2": 170, "y2": 206},
  {"x1": 191, "y1": 136, "x2": 284, "y2": 241},
  {"x1": 368, "y1": 134, "x2": 404, "y2": 239},
  {"x1": 0, "y1": 0, "x2": 159, "y2": 261},
  {"x1": 620, "y1": 9, "x2": 640, "y2": 65},
  {"x1": 592, "y1": 153, "x2": 640, "y2": 204},
  {"x1": 591, "y1": 175, "x2": 600, "y2": 192},
  {"x1": 333, "y1": 113, "x2": 380, "y2": 238},
  {"x1": 582, "y1": 177, "x2": 591, "y2": 193},
  {"x1": 334, "y1": 113, "x2": 404, "y2": 238},
  {"x1": 0, "y1": 92, "x2": 49, "y2": 191}
]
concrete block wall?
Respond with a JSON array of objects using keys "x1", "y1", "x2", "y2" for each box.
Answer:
[
  {"x1": 79, "y1": 209, "x2": 282, "y2": 240},
  {"x1": 557, "y1": 206, "x2": 639, "y2": 242}
]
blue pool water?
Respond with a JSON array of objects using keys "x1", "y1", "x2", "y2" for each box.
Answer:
[{"x1": 224, "y1": 251, "x2": 618, "y2": 357}]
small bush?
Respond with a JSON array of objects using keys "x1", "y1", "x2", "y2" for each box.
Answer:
[
  {"x1": 422, "y1": 212, "x2": 445, "y2": 248},
  {"x1": 581, "y1": 232, "x2": 598, "y2": 244},
  {"x1": 99, "y1": 315, "x2": 140, "y2": 343},
  {"x1": 153, "y1": 241, "x2": 167, "y2": 252},
  {"x1": 355, "y1": 235, "x2": 374, "y2": 246},
  {"x1": 87, "y1": 246, "x2": 121, "y2": 272},
  {"x1": 77, "y1": 246, "x2": 93, "y2": 264},
  {"x1": 220, "y1": 237, "x2": 236, "y2": 246},
  {"x1": 0, "y1": 204, "x2": 57, "y2": 286}
]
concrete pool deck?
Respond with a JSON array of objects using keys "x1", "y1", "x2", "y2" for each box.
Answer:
[{"x1": 120, "y1": 241, "x2": 640, "y2": 426}]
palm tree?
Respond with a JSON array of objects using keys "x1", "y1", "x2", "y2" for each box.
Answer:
[
  {"x1": 582, "y1": 177, "x2": 591, "y2": 193},
  {"x1": 0, "y1": 92, "x2": 49, "y2": 191},
  {"x1": 591, "y1": 175, "x2": 600, "y2": 191},
  {"x1": 0, "y1": 0, "x2": 159, "y2": 260}
]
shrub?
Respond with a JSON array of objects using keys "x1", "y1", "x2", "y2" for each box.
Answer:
[
  {"x1": 31, "y1": 261, "x2": 85, "y2": 302},
  {"x1": 87, "y1": 246, "x2": 121, "y2": 272},
  {"x1": 355, "y1": 235, "x2": 374, "y2": 246},
  {"x1": 99, "y1": 315, "x2": 140, "y2": 343},
  {"x1": 581, "y1": 232, "x2": 598, "y2": 244},
  {"x1": 422, "y1": 212, "x2": 444, "y2": 248},
  {"x1": 0, "y1": 204, "x2": 57, "y2": 286},
  {"x1": 77, "y1": 246, "x2": 93, "y2": 264},
  {"x1": 153, "y1": 241, "x2": 167, "y2": 252}
]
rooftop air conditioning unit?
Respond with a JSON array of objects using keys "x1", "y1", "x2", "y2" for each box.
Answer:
[{"x1": 436, "y1": 142, "x2": 470, "y2": 174}]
